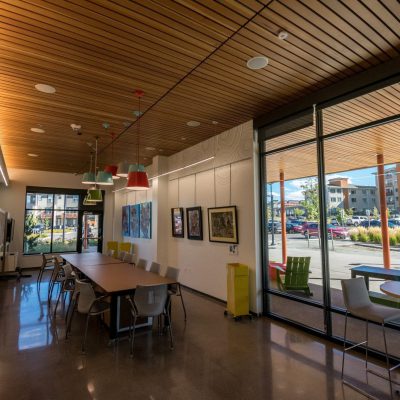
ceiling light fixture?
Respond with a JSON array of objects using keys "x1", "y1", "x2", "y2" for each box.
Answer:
[
  {"x1": 126, "y1": 89, "x2": 149, "y2": 191},
  {"x1": 116, "y1": 161, "x2": 129, "y2": 178},
  {"x1": 31, "y1": 127, "x2": 45, "y2": 133},
  {"x1": 278, "y1": 30, "x2": 289, "y2": 40},
  {"x1": 187, "y1": 120, "x2": 200, "y2": 127},
  {"x1": 0, "y1": 147, "x2": 9, "y2": 187},
  {"x1": 82, "y1": 152, "x2": 96, "y2": 184},
  {"x1": 103, "y1": 123, "x2": 120, "y2": 180},
  {"x1": 94, "y1": 136, "x2": 113, "y2": 186},
  {"x1": 246, "y1": 56, "x2": 269, "y2": 70},
  {"x1": 35, "y1": 83, "x2": 56, "y2": 94},
  {"x1": 149, "y1": 156, "x2": 215, "y2": 181},
  {"x1": 28, "y1": 153, "x2": 39, "y2": 157}
]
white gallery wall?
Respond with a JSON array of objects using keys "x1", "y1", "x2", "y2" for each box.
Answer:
[
  {"x1": 112, "y1": 120, "x2": 262, "y2": 313},
  {"x1": 0, "y1": 168, "x2": 114, "y2": 269}
]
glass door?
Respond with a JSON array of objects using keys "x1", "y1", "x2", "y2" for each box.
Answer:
[{"x1": 80, "y1": 211, "x2": 103, "y2": 253}]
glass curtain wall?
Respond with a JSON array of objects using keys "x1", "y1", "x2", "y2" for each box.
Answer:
[{"x1": 262, "y1": 81, "x2": 400, "y2": 355}]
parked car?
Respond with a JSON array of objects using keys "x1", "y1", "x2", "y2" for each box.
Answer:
[
  {"x1": 286, "y1": 221, "x2": 302, "y2": 233},
  {"x1": 389, "y1": 219, "x2": 400, "y2": 227},
  {"x1": 360, "y1": 219, "x2": 396, "y2": 228},
  {"x1": 346, "y1": 215, "x2": 368, "y2": 226},
  {"x1": 32, "y1": 224, "x2": 44, "y2": 234},
  {"x1": 268, "y1": 221, "x2": 282, "y2": 233},
  {"x1": 302, "y1": 222, "x2": 348, "y2": 239}
]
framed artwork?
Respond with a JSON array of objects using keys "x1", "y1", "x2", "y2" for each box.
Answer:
[
  {"x1": 140, "y1": 202, "x2": 152, "y2": 239},
  {"x1": 122, "y1": 206, "x2": 130, "y2": 237},
  {"x1": 129, "y1": 204, "x2": 140, "y2": 238},
  {"x1": 186, "y1": 207, "x2": 203, "y2": 240},
  {"x1": 171, "y1": 208, "x2": 184, "y2": 238},
  {"x1": 208, "y1": 206, "x2": 238, "y2": 244}
]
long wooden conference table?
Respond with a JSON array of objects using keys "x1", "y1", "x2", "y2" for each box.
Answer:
[{"x1": 61, "y1": 253, "x2": 176, "y2": 339}]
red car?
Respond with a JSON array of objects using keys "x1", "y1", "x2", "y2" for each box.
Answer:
[{"x1": 302, "y1": 222, "x2": 348, "y2": 239}]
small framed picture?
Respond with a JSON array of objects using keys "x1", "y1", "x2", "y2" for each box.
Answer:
[
  {"x1": 208, "y1": 206, "x2": 238, "y2": 244},
  {"x1": 171, "y1": 207, "x2": 184, "y2": 238},
  {"x1": 186, "y1": 207, "x2": 203, "y2": 240}
]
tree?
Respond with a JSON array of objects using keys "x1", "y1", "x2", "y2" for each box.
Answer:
[
  {"x1": 24, "y1": 213, "x2": 39, "y2": 252},
  {"x1": 293, "y1": 208, "x2": 305, "y2": 218},
  {"x1": 300, "y1": 178, "x2": 319, "y2": 220},
  {"x1": 373, "y1": 207, "x2": 379, "y2": 219}
]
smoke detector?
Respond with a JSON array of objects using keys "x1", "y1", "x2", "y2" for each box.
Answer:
[{"x1": 278, "y1": 30, "x2": 289, "y2": 40}]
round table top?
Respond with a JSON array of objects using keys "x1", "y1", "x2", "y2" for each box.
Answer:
[{"x1": 380, "y1": 281, "x2": 400, "y2": 298}]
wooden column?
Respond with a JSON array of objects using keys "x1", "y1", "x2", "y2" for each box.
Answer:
[
  {"x1": 280, "y1": 172, "x2": 287, "y2": 264},
  {"x1": 377, "y1": 154, "x2": 390, "y2": 269}
]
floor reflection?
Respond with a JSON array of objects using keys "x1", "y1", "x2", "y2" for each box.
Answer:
[{"x1": 18, "y1": 281, "x2": 53, "y2": 350}]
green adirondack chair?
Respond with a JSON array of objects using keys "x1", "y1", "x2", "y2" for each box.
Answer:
[{"x1": 276, "y1": 256, "x2": 312, "y2": 296}]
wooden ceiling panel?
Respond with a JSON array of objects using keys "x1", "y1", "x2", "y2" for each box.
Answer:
[{"x1": 1, "y1": 0, "x2": 400, "y2": 175}]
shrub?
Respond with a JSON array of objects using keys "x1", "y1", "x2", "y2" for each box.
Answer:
[{"x1": 359, "y1": 233, "x2": 369, "y2": 242}]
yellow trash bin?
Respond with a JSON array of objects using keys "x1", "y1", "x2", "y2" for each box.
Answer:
[{"x1": 225, "y1": 263, "x2": 250, "y2": 320}]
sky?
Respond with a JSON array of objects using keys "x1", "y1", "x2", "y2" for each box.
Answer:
[{"x1": 267, "y1": 165, "x2": 395, "y2": 201}]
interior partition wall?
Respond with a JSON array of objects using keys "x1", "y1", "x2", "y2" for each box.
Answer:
[{"x1": 260, "y1": 78, "x2": 400, "y2": 359}]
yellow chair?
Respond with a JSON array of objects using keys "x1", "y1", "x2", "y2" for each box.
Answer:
[
  {"x1": 106, "y1": 241, "x2": 118, "y2": 258},
  {"x1": 119, "y1": 242, "x2": 132, "y2": 254}
]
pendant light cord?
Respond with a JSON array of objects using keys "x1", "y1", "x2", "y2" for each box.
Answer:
[
  {"x1": 137, "y1": 96, "x2": 141, "y2": 167},
  {"x1": 94, "y1": 137, "x2": 98, "y2": 186}
]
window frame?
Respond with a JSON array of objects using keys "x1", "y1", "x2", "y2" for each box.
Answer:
[{"x1": 23, "y1": 186, "x2": 104, "y2": 255}]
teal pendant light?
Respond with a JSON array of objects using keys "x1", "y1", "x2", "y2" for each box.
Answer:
[
  {"x1": 96, "y1": 170, "x2": 113, "y2": 185},
  {"x1": 82, "y1": 153, "x2": 96, "y2": 185}
]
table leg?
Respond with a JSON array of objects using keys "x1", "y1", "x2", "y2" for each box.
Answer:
[{"x1": 364, "y1": 276, "x2": 369, "y2": 290}]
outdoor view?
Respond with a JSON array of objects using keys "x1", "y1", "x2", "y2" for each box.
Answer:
[
  {"x1": 23, "y1": 193, "x2": 79, "y2": 254},
  {"x1": 264, "y1": 81, "x2": 400, "y2": 322}
]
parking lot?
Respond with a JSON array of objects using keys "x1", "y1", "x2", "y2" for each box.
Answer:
[{"x1": 268, "y1": 233, "x2": 400, "y2": 296}]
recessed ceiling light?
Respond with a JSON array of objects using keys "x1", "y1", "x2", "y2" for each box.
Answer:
[
  {"x1": 187, "y1": 121, "x2": 200, "y2": 127},
  {"x1": 35, "y1": 83, "x2": 56, "y2": 94},
  {"x1": 31, "y1": 127, "x2": 45, "y2": 133},
  {"x1": 246, "y1": 56, "x2": 269, "y2": 70},
  {"x1": 278, "y1": 30, "x2": 289, "y2": 40},
  {"x1": 28, "y1": 153, "x2": 39, "y2": 157},
  {"x1": 145, "y1": 146, "x2": 156, "y2": 151}
]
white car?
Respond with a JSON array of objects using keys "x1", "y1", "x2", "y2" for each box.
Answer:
[{"x1": 347, "y1": 216, "x2": 368, "y2": 226}]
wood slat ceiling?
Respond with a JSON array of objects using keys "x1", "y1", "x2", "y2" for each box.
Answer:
[
  {"x1": 266, "y1": 119, "x2": 400, "y2": 183},
  {"x1": 1, "y1": 0, "x2": 400, "y2": 174}
]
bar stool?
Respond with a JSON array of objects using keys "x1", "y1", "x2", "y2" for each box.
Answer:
[{"x1": 341, "y1": 277, "x2": 400, "y2": 399}]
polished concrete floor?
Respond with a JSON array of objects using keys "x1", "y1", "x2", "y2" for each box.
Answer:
[{"x1": 0, "y1": 271, "x2": 397, "y2": 400}]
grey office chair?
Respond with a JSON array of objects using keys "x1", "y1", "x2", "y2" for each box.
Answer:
[
  {"x1": 149, "y1": 261, "x2": 161, "y2": 275},
  {"x1": 341, "y1": 277, "x2": 400, "y2": 399},
  {"x1": 136, "y1": 258, "x2": 147, "y2": 270},
  {"x1": 123, "y1": 252, "x2": 137, "y2": 265},
  {"x1": 37, "y1": 253, "x2": 54, "y2": 286},
  {"x1": 165, "y1": 266, "x2": 187, "y2": 321},
  {"x1": 126, "y1": 284, "x2": 173, "y2": 357},
  {"x1": 66, "y1": 279, "x2": 110, "y2": 353},
  {"x1": 53, "y1": 263, "x2": 75, "y2": 317},
  {"x1": 106, "y1": 249, "x2": 115, "y2": 257}
]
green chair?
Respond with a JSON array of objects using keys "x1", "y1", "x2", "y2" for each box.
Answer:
[{"x1": 276, "y1": 256, "x2": 312, "y2": 296}]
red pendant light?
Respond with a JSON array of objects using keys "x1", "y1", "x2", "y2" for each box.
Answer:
[
  {"x1": 126, "y1": 89, "x2": 149, "y2": 190},
  {"x1": 103, "y1": 123, "x2": 120, "y2": 180}
]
